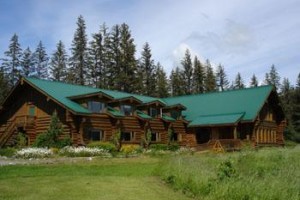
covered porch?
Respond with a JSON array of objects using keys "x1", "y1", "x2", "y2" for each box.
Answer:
[{"x1": 188, "y1": 112, "x2": 245, "y2": 152}]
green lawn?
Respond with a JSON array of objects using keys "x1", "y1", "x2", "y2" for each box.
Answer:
[
  {"x1": 0, "y1": 157, "x2": 191, "y2": 200},
  {"x1": 0, "y1": 147, "x2": 299, "y2": 200}
]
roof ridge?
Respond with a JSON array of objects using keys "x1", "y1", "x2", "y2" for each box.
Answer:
[
  {"x1": 25, "y1": 77, "x2": 100, "y2": 91},
  {"x1": 163, "y1": 85, "x2": 274, "y2": 100},
  {"x1": 195, "y1": 112, "x2": 246, "y2": 118}
]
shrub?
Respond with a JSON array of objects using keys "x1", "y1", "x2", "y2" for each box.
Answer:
[
  {"x1": 149, "y1": 144, "x2": 169, "y2": 151},
  {"x1": 16, "y1": 132, "x2": 28, "y2": 148},
  {"x1": 0, "y1": 147, "x2": 17, "y2": 157},
  {"x1": 33, "y1": 112, "x2": 71, "y2": 148},
  {"x1": 120, "y1": 144, "x2": 141, "y2": 156},
  {"x1": 149, "y1": 143, "x2": 180, "y2": 152},
  {"x1": 59, "y1": 146, "x2": 111, "y2": 157},
  {"x1": 217, "y1": 160, "x2": 236, "y2": 180},
  {"x1": 15, "y1": 148, "x2": 53, "y2": 159},
  {"x1": 168, "y1": 142, "x2": 180, "y2": 151},
  {"x1": 87, "y1": 141, "x2": 116, "y2": 152}
]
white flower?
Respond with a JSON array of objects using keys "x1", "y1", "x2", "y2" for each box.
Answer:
[{"x1": 15, "y1": 148, "x2": 53, "y2": 159}]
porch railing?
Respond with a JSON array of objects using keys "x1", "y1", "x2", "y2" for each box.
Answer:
[{"x1": 208, "y1": 139, "x2": 242, "y2": 152}]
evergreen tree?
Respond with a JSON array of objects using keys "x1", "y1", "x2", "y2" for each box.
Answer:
[
  {"x1": 204, "y1": 59, "x2": 216, "y2": 92},
  {"x1": 139, "y1": 42, "x2": 156, "y2": 96},
  {"x1": 32, "y1": 41, "x2": 49, "y2": 79},
  {"x1": 108, "y1": 24, "x2": 121, "y2": 90},
  {"x1": 117, "y1": 23, "x2": 137, "y2": 93},
  {"x1": 0, "y1": 68, "x2": 10, "y2": 103},
  {"x1": 50, "y1": 41, "x2": 68, "y2": 81},
  {"x1": 234, "y1": 72, "x2": 245, "y2": 89},
  {"x1": 268, "y1": 64, "x2": 281, "y2": 90},
  {"x1": 291, "y1": 80, "x2": 300, "y2": 141},
  {"x1": 181, "y1": 49, "x2": 193, "y2": 94},
  {"x1": 193, "y1": 56, "x2": 205, "y2": 94},
  {"x1": 155, "y1": 62, "x2": 169, "y2": 97},
  {"x1": 216, "y1": 64, "x2": 229, "y2": 91},
  {"x1": 170, "y1": 67, "x2": 185, "y2": 96},
  {"x1": 88, "y1": 29, "x2": 105, "y2": 87},
  {"x1": 1, "y1": 33, "x2": 22, "y2": 86},
  {"x1": 264, "y1": 73, "x2": 271, "y2": 85},
  {"x1": 296, "y1": 73, "x2": 300, "y2": 88},
  {"x1": 250, "y1": 74, "x2": 258, "y2": 87},
  {"x1": 21, "y1": 47, "x2": 34, "y2": 77},
  {"x1": 69, "y1": 15, "x2": 88, "y2": 85}
]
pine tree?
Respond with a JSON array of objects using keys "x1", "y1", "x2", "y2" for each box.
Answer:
[
  {"x1": 250, "y1": 74, "x2": 258, "y2": 87},
  {"x1": 170, "y1": 67, "x2": 185, "y2": 96},
  {"x1": 88, "y1": 29, "x2": 105, "y2": 87},
  {"x1": 32, "y1": 41, "x2": 49, "y2": 79},
  {"x1": 117, "y1": 23, "x2": 137, "y2": 93},
  {"x1": 21, "y1": 47, "x2": 34, "y2": 77},
  {"x1": 69, "y1": 15, "x2": 88, "y2": 85},
  {"x1": 155, "y1": 62, "x2": 169, "y2": 97},
  {"x1": 50, "y1": 41, "x2": 68, "y2": 81},
  {"x1": 268, "y1": 64, "x2": 281, "y2": 90},
  {"x1": 1, "y1": 33, "x2": 22, "y2": 86},
  {"x1": 264, "y1": 73, "x2": 271, "y2": 85},
  {"x1": 216, "y1": 64, "x2": 229, "y2": 91},
  {"x1": 0, "y1": 68, "x2": 10, "y2": 103},
  {"x1": 204, "y1": 59, "x2": 216, "y2": 92},
  {"x1": 181, "y1": 49, "x2": 193, "y2": 94},
  {"x1": 139, "y1": 42, "x2": 156, "y2": 96},
  {"x1": 234, "y1": 72, "x2": 245, "y2": 89},
  {"x1": 108, "y1": 24, "x2": 121, "y2": 90},
  {"x1": 296, "y1": 73, "x2": 300, "y2": 88},
  {"x1": 193, "y1": 56, "x2": 205, "y2": 94}
]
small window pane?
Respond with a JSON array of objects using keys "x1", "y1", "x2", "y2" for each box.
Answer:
[
  {"x1": 149, "y1": 108, "x2": 158, "y2": 117},
  {"x1": 88, "y1": 101, "x2": 105, "y2": 113},
  {"x1": 120, "y1": 105, "x2": 133, "y2": 116},
  {"x1": 121, "y1": 132, "x2": 133, "y2": 141},
  {"x1": 88, "y1": 130, "x2": 103, "y2": 141},
  {"x1": 29, "y1": 106, "x2": 35, "y2": 116}
]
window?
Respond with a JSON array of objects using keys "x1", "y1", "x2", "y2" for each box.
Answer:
[
  {"x1": 151, "y1": 132, "x2": 160, "y2": 142},
  {"x1": 121, "y1": 132, "x2": 134, "y2": 141},
  {"x1": 170, "y1": 110, "x2": 180, "y2": 119},
  {"x1": 28, "y1": 106, "x2": 36, "y2": 116},
  {"x1": 87, "y1": 101, "x2": 105, "y2": 113},
  {"x1": 149, "y1": 108, "x2": 159, "y2": 117},
  {"x1": 120, "y1": 105, "x2": 133, "y2": 116},
  {"x1": 88, "y1": 129, "x2": 104, "y2": 141}
]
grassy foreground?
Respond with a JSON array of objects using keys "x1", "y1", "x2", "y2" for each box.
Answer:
[
  {"x1": 157, "y1": 146, "x2": 300, "y2": 200},
  {"x1": 0, "y1": 147, "x2": 299, "y2": 200},
  {"x1": 0, "y1": 157, "x2": 191, "y2": 200}
]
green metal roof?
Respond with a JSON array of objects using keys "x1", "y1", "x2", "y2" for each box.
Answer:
[
  {"x1": 24, "y1": 77, "x2": 274, "y2": 126},
  {"x1": 162, "y1": 85, "x2": 274, "y2": 123},
  {"x1": 188, "y1": 112, "x2": 245, "y2": 127},
  {"x1": 161, "y1": 114, "x2": 176, "y2": 122},
  {"x1": 107, "y1": 106, "x2": 124, "y2": 117},
  {"x1": 136, "y1": 110, "x2": 152, "y2": 120}
]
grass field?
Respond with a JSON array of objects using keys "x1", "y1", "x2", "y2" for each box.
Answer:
[
  {"x1": 0, "y1": 146, "x2": 299, "y2": 200},
  {"x1": 0, "y1": 157, "x2": 191, "y2": 200}
]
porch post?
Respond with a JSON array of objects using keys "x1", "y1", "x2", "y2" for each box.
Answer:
[{"x1": 233, "y1": 126, "x2": 237, "y2": 139}]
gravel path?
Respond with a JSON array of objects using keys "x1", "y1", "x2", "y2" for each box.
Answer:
[{"x1": 0, "y1": 156, "x2": 94, "y2": 166}]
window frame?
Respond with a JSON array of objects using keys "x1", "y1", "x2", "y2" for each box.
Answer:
[
  {"x1": 87, "y1": 101, "x2": 105, "y2": 113},
  {"x1": 120, "y1": 104, "x2": 133, "y2": 116},
  {"x1": 88, "y1": 129, "x2": 104, "y2": 141}
]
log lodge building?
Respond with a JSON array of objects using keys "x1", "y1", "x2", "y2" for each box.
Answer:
[{"x1": 0, "y1": 77, "x2": 285, "y2": 150}]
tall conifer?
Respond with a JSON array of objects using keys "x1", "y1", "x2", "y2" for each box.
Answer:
[
  {"x1": 50, "y1": 41, "x2": 68, "y2": 81},
  {"x1": 69, "y1": 15, "x2": 88, "y2": 85}
]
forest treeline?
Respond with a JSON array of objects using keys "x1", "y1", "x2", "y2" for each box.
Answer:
[{"x1": 0, "y1": 15, "x2": 299, "y2": 141}]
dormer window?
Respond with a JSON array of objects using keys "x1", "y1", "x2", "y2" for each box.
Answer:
[
  {"x1": 149, "y1": 108, "x2": 160, "y2": 117},
  {"x1": 120, "y1": 105, "x2": 133, "y2": 116},
  {"x1": 87, "y1": 101, "x2": 105, "y2": 113},
  {"x1": 170, "y1": 110, "x2": 180, "y2": 119}
]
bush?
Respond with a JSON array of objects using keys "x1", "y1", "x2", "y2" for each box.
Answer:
[
  {"x1": 149, "y1": 144, "x2": 169, "y2": 151},
  {"x1": 33, "y1": 112, "x2": 71, "y2": 148},
  {"x1": 0, "y1": 147, "x2": 17, "y2": 157},
  {"x1": 87, "y1": 141, "x2": 116, "y2": 152},
  {"x1": 15, "y1": 148, "x2": 53, "y2": 159},
  {"x1": 149, "y1": 143, "x2": 180, "y2": 152},
  {"x1": 120, "y1": 144, "x2": 141, "y2": 156},
  {"x1": 59, "y1": 146, "x2": 111, "y2": 157}
]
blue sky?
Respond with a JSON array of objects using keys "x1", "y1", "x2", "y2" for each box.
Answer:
[{"x1": 0, "y1": 0, "x2": 299, "y2": 85}]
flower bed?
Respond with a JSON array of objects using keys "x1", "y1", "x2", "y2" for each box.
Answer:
[
  {"x1": 59, "y1": 146, "x2": 112, "y2": 157},
  {"x1": 15, "y1": 148, "x2": 53, "y2": 159}
]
